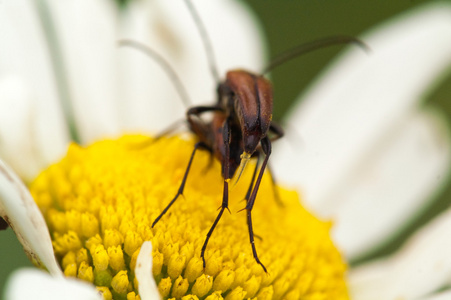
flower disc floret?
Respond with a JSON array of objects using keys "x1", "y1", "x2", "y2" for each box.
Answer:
[{"x1": 31, "y1": 135, "x2": 349, "y2": 299}]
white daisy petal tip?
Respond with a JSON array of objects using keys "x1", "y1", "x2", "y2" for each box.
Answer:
[
  {"x1": 0, "y1": 159, "x2": 62, "y2": 277},
  {"x1": 349, "y1": 208, "x2": 451, "y2": 299},
  {"x1": 332, "y1": 107, "x2": 451, "y2": 259},
  {"x1": 135, "y1": 241, "x2": 160, "y2": 300},
  {"x1": 4, "y1": 268, "x2": 102, "y2": 300}
]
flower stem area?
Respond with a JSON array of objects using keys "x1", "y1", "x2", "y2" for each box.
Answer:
[{"x1": 31, "y1": 135, "x2": 348, "y2": 299}]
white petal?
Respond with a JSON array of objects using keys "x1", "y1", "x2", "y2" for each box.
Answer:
[
  {"x1": 332, "y1": 108, "x2": 451, "y2": 259},
  {"x1": 420, "y1": 290, "x2": 451, "y2": 300},
  {"x1": 4, "y1": 269, "x2": 102, "y2": 300},
  {"x1": 0, "y1": 77, "x2": 44, "y2": 180},
  {"x1": 273, "y1": 3, "x2": 451, "y2": 211},
  {"x1": 117, "y1": 0, "x2": 178, "y2": 134},
  {"x1": 135, "y1": 241, "x2": 160, "y2": 300},
  {"x1": 0, "y1": 160, "x2": 62, "y2": 276},
  {"x1": 42, "y1": 0, "x2": 120, "y2": 143},
  {"x1": 0, "y1": 0, "x2": 69, "y2": 180},
  {"x1": 349, "y1": 208, "x2": 451, "y2": 299},
  {"x1": 117, "y1": 0, "x2": 267, "y2": 133}
]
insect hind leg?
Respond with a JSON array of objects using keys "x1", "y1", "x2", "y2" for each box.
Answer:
[{"x1": 152, "y1": 141, "x2": 210, "y2": 228}]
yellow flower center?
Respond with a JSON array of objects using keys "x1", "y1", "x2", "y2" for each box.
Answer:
[{"x1": 30, "y1": 135, "x2": 348, "y2": 300}]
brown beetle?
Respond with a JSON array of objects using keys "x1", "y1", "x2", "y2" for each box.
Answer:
[
  {"x1": 186, "y1": 70, "x2": 284, "y2": 272},
  {"x1": 149, "y1": 68, "x2": 283, "y2": 272},
  {"x1": 121, "y1": 0, "x2": 367, "y2": 273}
]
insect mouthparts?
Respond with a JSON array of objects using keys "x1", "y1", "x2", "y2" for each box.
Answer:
[{"x1": 232, "y1": 152, "x2": 252, "y2": 187}]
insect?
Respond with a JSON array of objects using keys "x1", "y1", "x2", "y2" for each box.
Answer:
[{"x1": 120, "y1": 0, "x2": 366, "y2": 272}]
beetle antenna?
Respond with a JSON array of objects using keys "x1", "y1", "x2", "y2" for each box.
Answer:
[
  {"x1": 183, "y1": 0, "x2": 221, "y2": 84},
  {"x1": 119, "y1": 39, "x2": 192, "y2": 108},
  {"x1": 262, "y1": 35, "x2": 370, "y2": 74}
]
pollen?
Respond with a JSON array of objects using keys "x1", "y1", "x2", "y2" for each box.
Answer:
[{"x1": 30, "y1": 135, "x2": 349, "y2": 299}]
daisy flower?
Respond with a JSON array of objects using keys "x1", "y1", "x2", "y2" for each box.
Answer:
[{"x1": 1, "y1": 1, "x2": 451, "y2": 299}]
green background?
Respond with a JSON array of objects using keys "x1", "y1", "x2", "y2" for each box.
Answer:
[{"x1": 2, "y1": 0, "x2": 451, "y2": 295}]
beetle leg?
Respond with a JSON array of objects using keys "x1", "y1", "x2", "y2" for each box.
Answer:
[
  {"x1": 187, "y1": 105, "x2": 223, "y2": 135},
  {"x1": 152, "y1": 141, "x2": 210, "y2": 227},
  {"x1": 269, "y1": 121, "x2": 284, "y2": 142},
  {"x1": 245, "y1": 136, "x2": 272, "y2": 273},
  {"x1": 241, "y1": 155, "x2": 263, "y2": 241},
  {"x1": 244, "y1": 155, "x2": 260, "y2": 203},
  {"x1": 200, "y1": 118, "x2": 231, "y2": 269},
  {"x1": 187, "y1": 105, "x2": 223, "y2": 117}
]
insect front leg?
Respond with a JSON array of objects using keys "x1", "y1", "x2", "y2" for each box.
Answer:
[
  {"x1": 241, "y1": 155, "x2": 263, "y2": 241},
  {"x1": 244, "y1": 155, "x2": 260, "y2": 203},
  {"x1": 200, "y1": 118, "x2": 232, "y2": 269},
  {"x1": 152, "y1": 141, "x2": 210, "y2": 228},
  {"x1": 245, "y1": 136, "x2": 272, "y2": 273}
]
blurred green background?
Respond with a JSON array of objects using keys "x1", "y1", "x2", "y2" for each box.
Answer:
[{"x1": 2, "y1": 0, "x2": 451, "y2": 295}]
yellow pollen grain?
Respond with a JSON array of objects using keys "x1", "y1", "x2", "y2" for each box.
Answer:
[
  {"x1": 167, "y1": 253, "x2": 186, "y2": 279},
  {"x1": 205, "y1": 291, "x2": 224, "y2": 300},
  {"x1": 191, "y1": 274, "x2": 213, "y2": 297},
  {"x1": 257, "y1": 286, "x2": 274, "y2": 300},
  {"x1": 81, "y1": 212, "x2": 99, "y2": 238},
  {"x1": 127, "y1": 291, "x2": 140, "y2": 300},
  {"x1": 242, "y1": 275, "x2": 260, "y2": 298},
  {"x1": 92, "y1": 245, "x2": 109, "y2": 271},
  {"x1": 225, "y1": 286, "x2": 247, "y2": 300},
  {"x1": 158, "y1": 277, "x2": 172, "y2": 298},
  {"x1": 108, "y1": 246, "x2": 125, "y2": 272},
  {"x1": 182, "y1": 295, "x2": 199, "y2": 300},
  {"x1": 213, "y1": 269, "x2": 235, "y2": 292},
  {"x1": 152, "y1": 250, "x2": 164, "y2": 277},
  {"x1": 76, "y1": 248, "x2": 90, "y2": 265},
  {"x1": 171, "y1": 276, "x2": 190, "y2": 299},
  {"x1": 111, "y1": 270, "x2": 129, "y2": 295},
  {"x1": 64, "y1": 263, "x2": 77, "y2": 277},
  {"x1": 185, "y1": 257, "x2": 204, "y2": 283},
  {"x1": 97, "y1": 286, "x2": 113, "y2": 300},
  {"x1": 78, "y1": 261, "x2": 94, "y2": 283},
  {"x1": 104, "y1": 229, "x2": 124, "y2": 249},
  {"x1": 62, "y1": 251, "x2": 76, "y2": 269},
  {"x1": 31, "y1": 135, "x2": 349, "y2": 299}
]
